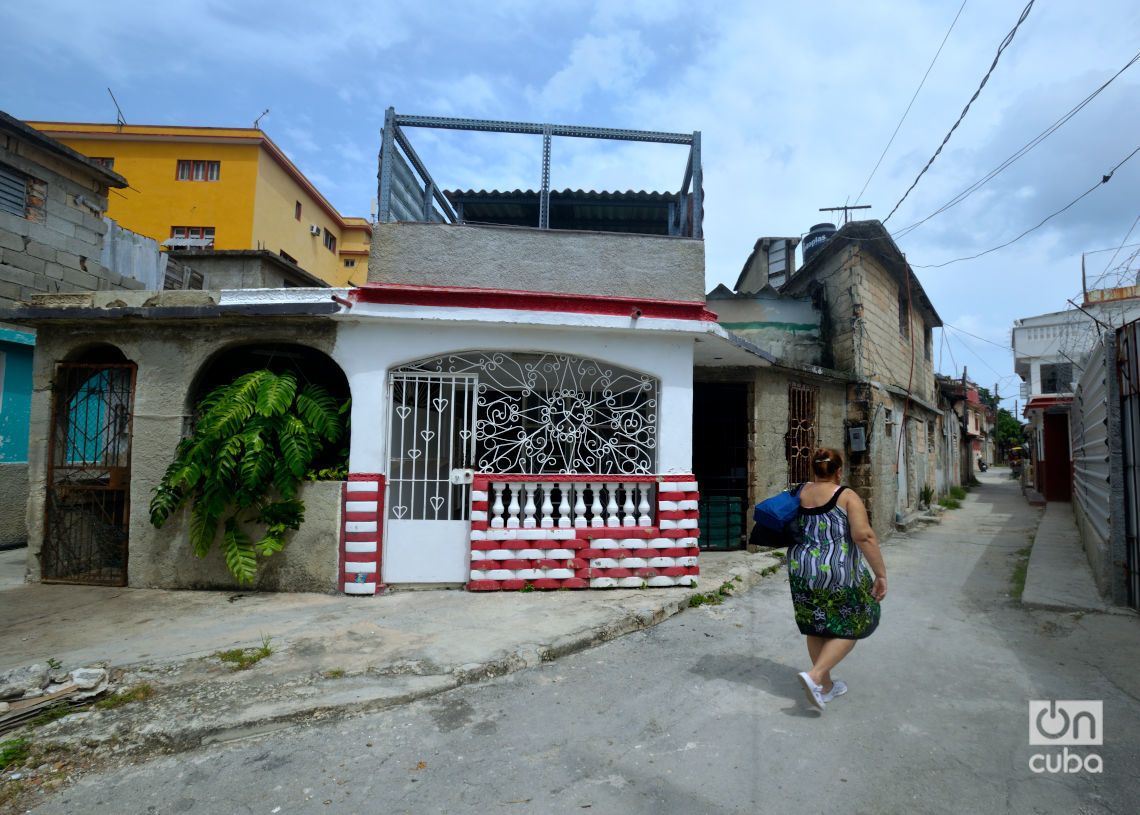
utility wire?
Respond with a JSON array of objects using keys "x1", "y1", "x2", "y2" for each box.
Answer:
[
  {"x1": 883, "y1": 0, "x2": 1035, "y2": 224},
  {"x1": 854, "y1": 0, "x2": 967, "y2": 206},
  {"x1": 942, "y1": 322, "x2": 1010, "y2": 349},
  {"x1": 912, "y1": 144, "x2": 1140, "y2": 268},
  {"x1": 1100, "y1": 212, "x2": 1140, "y2": 278},
  {"x1": 894, "y1": 49, "x2": 1140, "y2": 239}
]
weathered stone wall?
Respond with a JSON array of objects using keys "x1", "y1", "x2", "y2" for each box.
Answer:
[
  {"x1": 851, "y1": 250, "x2": 937, "y2": 405},
  {"x1": 0, "y1": 140, "x2": 144, "y2": 306},
  {"x1": 0, "y1": 462, "x2": 28, "y2": 549},
  {"x1": 369, "y1": 221, "x2": 706, "y2": 301},
  {"x1": 23, "y1": 315, "x2": 342, "y2": 591}
]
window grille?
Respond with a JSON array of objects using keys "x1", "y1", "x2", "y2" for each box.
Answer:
[
  {"x1": 787, "y1": 383, "x2": 819, "y2": 485},
  {"x1": 394, "y1": 352, "x2": 657, "y2": 474}
]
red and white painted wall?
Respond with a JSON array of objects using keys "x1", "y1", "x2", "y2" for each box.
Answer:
[{"x1": 330, "y1": 284, "x2": 717, "y2": 595}]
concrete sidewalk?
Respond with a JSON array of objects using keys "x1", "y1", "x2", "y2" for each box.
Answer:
[
  {"x1": 0, "y1": 547, "x2": 779, "y2": 755},
  {"x1": 1021, "y1": 499, "x2": 1131, "y2": 614}
]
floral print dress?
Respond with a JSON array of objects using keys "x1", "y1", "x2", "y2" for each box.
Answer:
[{"x1": 787, "y1": 486, "x2": 881, "y2": 640}]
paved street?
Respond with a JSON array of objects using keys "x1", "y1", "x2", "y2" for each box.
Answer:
[{"x1": 29, "y1": 473, "x2": 1140, "y2": 814}]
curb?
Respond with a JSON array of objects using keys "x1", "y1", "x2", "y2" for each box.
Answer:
[{"x1": 33, "y1": 554, "x2": 782, "y2": 758}]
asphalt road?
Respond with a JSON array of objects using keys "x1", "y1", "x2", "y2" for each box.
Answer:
[{"x1": 31, "y1": 476, "x2": 1140, "y2": 814}]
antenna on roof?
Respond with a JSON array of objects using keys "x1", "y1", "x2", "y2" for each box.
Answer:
[
  {"x1": 107, "y1": 88, "x2": 126, "y2": 130},
  {"x1": 254, "y1": 109, "x2": 270, "y2": 129},
  {"x1": 819, "y1": 204, "x2": 871, "y2": 224}
]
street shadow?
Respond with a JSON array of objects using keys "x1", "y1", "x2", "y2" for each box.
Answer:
[{"x1": 689, "y1": 652, "x2": 820, "y2": 717}]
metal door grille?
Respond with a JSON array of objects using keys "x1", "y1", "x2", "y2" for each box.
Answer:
[
  {"x1": 387, "y1": 373, "x2": 476, "y2": 521},
  {"x1": 787, "y1": 383, "x2": 819, "y2": 486},
  {"x1": 42, "y1": 363, "x2": 136, "y2": 585}
]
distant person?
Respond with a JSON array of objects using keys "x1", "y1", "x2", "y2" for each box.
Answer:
[{"x1": 789, "y1": 447, "x2": 887, "y2": 712}]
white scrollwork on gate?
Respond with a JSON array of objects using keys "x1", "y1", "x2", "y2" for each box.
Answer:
[{"x1": 395, "y1": 352, "x2": 657, "y2": 474}]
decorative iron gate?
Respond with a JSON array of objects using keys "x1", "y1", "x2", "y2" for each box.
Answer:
[
  {"x1": 42, "y1": 363, "x2": 136, "y2": 585},
  {"x1": 787, "y1": 383, "x2": 819, "y2": 486}
]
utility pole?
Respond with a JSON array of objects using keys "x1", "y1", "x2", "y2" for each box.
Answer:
[{"x1": 962, "y1": 367, "x2": 973, "y2": 484}]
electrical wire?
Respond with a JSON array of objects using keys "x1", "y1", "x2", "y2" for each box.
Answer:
[
  {"x1": 893, "y1": 49, "x2": 1140, "y2": 240},
  {"x1": 941, "y1": 322, "x2": 1010, "y2": 349},
  {"x1": 911, "y1": 144, "x2": 1140, "y2": 268},
  {"x1": 1100, "y1": 212, "x2": 1140, "y2": 278},
  {"x1": 854, "y1": 0, "x2": 967, "y2": 206},
  {"x1": 883, "y1": 0, "x2": 1035, "y2": 224}
]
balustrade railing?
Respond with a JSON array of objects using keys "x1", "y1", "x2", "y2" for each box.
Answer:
[{"x1": 485, "y1": 480, "x2": 654, "y2": 529}]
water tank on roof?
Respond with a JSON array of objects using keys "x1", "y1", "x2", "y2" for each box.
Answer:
[{"x1": 801, "y1": 222, "x2": 836, "y2": 266}]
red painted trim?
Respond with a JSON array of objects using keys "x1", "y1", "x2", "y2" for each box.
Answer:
[
  {"x1": 660, "y1": 475, "x2": 697, "y2": 481},
  {"x1": 345, "y1": 512, "x2": 377, "y2": 522},
  {"x1": 474, "y1": 474, "x2": 660, "y2": 488},
  {"x1": 344, "y1": 552, "x2": 379, "y2": 563},
  {"x1": 349, "y1": 283, "x2": 718, "y2": 322},
  {"x1": 656, "y1": 491, "x2": 686, "y2": 501},
  {"x1": 348, "y1": 472, "x2": 385, "y2": 481},
  {"x1": 374, "y1": 475, "x2": 386, "y2": 588},
  {"x1": 337, "y1": 483, "x2": 347, "y2": 593}
]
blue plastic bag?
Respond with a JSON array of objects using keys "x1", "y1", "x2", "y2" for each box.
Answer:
[{"x1": 753, "y1": 483, "x2": 804, "y2": 529}]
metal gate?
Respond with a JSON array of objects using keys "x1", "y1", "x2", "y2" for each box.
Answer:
[
  {"x1": 787, "y1": 383, "x2": 819, "y2": 485},
  {"x1": 42, "y1": 363, "x2": 136, "y2": 585},
  {"x1": 385, "y1": 373, "x2": 476, "y2": 582}
]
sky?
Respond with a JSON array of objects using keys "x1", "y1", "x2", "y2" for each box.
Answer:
[{"x1": 4, "y1": 0, "x2": 1138, "y2": 412}]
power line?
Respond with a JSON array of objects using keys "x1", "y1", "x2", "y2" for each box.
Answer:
[
  {"x1": 894, "y1": 49, "x2": 1140, "y2": 240},
  {"x1": 1100, "y1": 212, "x2": 1140, "y2": 278},
  {"x1": 853, "y1": 0, "x2": 967, "y2": 206},
  {"x1": 942, "y1": 322, "x2": 1009, "y2": 349},
  {"x1": 883, "y1": 0, "x2": 1035, "y2": 224},
  {"x1": 912, "y1": 144, "x2": 1140, "y2": 269}
]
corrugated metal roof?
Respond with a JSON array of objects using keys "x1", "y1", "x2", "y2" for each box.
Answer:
[{"x1": 444, "y1": 189, "x2": 681, "y2": 235}]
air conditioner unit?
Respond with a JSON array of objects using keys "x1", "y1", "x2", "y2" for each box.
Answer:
[{"x1": 309, "y1": 225, "x2": 322, "y2": 236}]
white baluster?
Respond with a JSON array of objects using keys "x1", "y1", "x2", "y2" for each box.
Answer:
[
  {"x1": 574, "y1": 484, "x2": 588, "y2": 528},
  {"x1": 507, "y1": 484, "x2": 521, "y2": 529},
  {"x1": 523, "y1": 483, "x2": 537, "y2": 529},
  {"x1": 491, "y1": 484, "x2": 505, "y2": 528},
  {"x1": 558, "y1": 483, "x2": 572, "y2": 528},
  {"x1": 605, "y1": 483, "x2": 620, "y2": 527},
  {"x1": 622, "y1": 483, "x2": 636, "y2": 527},
  {"x1": 590, "y1": 483, "x2": 605, "y2": 528},
  {"x1": 637, "y1": 484, "x2": 652, "y2": 526},
  {"x1": 540, "y1": 484, "x2": 554, "y2": 528}
]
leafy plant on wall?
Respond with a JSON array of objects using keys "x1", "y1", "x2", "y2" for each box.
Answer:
[{"x1": 149, "y1": 369, "x2": 347, "y2": 584}]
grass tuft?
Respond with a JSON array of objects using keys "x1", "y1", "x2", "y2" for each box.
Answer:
[
  {"x1": 216, "y1": 634, "x2": 274, "y2": 671},
  {"x1": 94, "y1": 683, "x2": 154, "y2": 710}
]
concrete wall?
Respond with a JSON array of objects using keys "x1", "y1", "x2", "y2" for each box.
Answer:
[
  {"x1": 24, "y1": 315, "x2": 342, "y2": 590},
  {"x1": 168, "y1": 250, "x2": 327, "y2": 290},
  {"x1": 709, "y1": 289, "x2": 824, "y2": 367},
  {"x1": 369, "y1": 221, "x2": 706, "y2": 301},
  {"x1": 0, "y1": 138, "x2": 144, "y2": 306},
  {"x1": 0, "y1": 462, "x2": 28, "y2": 549}
]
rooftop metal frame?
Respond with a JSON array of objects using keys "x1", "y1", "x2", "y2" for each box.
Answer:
[{"x1": 377, "y1": 108, "x2": 702, "y2": 238}]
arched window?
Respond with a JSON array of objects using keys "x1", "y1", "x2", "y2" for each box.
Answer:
[{"x1": 394, "y1": 352, "x2": 657, "y2": 474}]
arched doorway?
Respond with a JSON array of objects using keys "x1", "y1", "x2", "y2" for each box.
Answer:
[{"x1": 42, "y1": 345, "x2": 136, "y2": 585}]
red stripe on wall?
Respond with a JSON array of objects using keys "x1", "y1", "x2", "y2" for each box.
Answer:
[{"x1": 349, "y1": 283, "x2": 719, "y2": 322}]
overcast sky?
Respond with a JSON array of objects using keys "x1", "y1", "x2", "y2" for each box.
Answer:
[{"x1": 4, "y1": 0, "x2": 1138, "y2": 410}]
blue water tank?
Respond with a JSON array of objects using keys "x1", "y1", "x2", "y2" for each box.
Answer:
[{"x1": 801, "y1": 222, "x2": 837, "y2": 266}]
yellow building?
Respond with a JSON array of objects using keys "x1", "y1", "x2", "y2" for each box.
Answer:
[{"x1": 24, "y1": 122, "x2": 370, "y2": 286}]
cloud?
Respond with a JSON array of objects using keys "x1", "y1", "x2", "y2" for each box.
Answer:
[{"x1": 529, "y1": 32, "x2": 654, "y2": 114}]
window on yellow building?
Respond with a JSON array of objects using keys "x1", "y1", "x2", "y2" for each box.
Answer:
[
  {"x1": 323, "y1": 228, "x2": 336, "y2": 252},
  {"x1": 91, "y1": 157, "x2": 115, "y2": 169},
  {"x1": 176, "y1": 160, "x2": 220, "y2": 181},
  {"x1": 295, "y1": 201, "x2": 302, "y2": 221},
  {"x1": 343, "y1": 259, "x2": 355, "y2": 268},
  {"x1": 170, "y1": 226, "x2": 215, "y2": 248}
]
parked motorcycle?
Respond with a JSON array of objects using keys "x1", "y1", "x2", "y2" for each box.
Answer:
[{"x1": 977, "y1": 457, "x2": 988, "y2": 472}]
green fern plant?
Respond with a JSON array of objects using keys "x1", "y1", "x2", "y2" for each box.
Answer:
[{"x1": 150, "y1": 369, "x2": 347, "y2": 585}]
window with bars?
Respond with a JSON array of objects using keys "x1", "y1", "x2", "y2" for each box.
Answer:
[
  {"x1": 175, "y1": 160, "x2": 220, "y2": 181},
  {"x1": 787, "y1": 383, "x2": 819, "y2": 486}
]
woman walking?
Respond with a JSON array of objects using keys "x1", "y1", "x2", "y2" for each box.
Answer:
[{"x1": 789, "y1": 447, "x2": 887, "y2": 711}]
